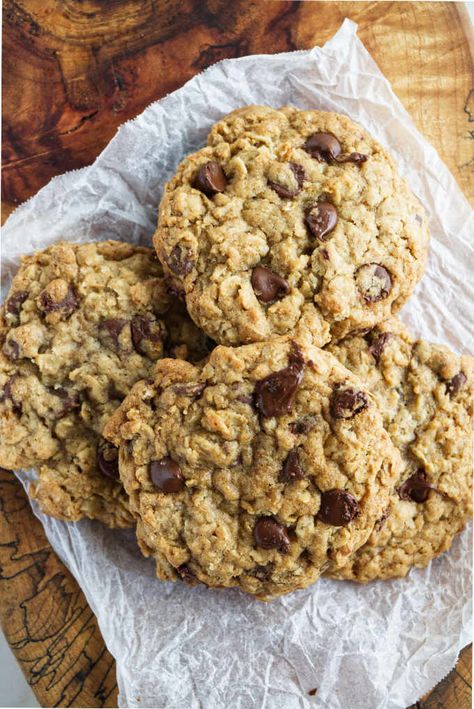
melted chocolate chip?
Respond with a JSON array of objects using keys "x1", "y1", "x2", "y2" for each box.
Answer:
[
  {"x1": 335, "y1": 152, "x2": 367, "y2": 165},
  {"x1": 268, "y1": 162, "x2": 305, "y2": 198},
  {"x1": 150, "y1": 457, "x2": 185, "y2": 493},
  {"x1": 166, "y1": 245, "x2": 194, "y2": 277},
  {"x1": 97, "y1": 441, "x2": 120, "y2": 480},
  {"x1": 194, "y1": 161, "x2": 227, "y2": 196},
  {"x1": 99, "y1": 318, "x2": 128, "y2": 349},
  {"x1": 52, "y1": 387, "x2": 81, "y2": 417},
  {"x1": 317, "y1": 489, "x2": 360, "y2": 526},
  {"x1": 320, "y1": 248, "x2": 330, "y2": 261},
  {"x1": 1, "y1": 375, "x2": 22, "y2": 415},
  {"x1": 305, "y1": 202, "x2": 338, "y2": 241},
  {"x1": 254, "y1": 342, "x2": 305, "y2": 418},
  {"x1": 289, "y1": 414, "x2": 317, "y2": 435},
  {"x1": 3, "y1": 339, "x2": 20, "y2": 360},
  {"x1": 171, "y1": 382, "x2": 206, "y2": 397},
  {"x1": 253, "y1": 517, "x2": 290, "y2": 553},
  {"x1": 131, "y1": 315, "x2": 164, "y2": 357},
  {"x1": 446, "y1": 372, "x2": 467, "y2": 398},
  {"x1": 303, "y1": 132, "x2": 342, "y2": 162},
  {"x1": 250, "y1": 563, "x2": 275, "y2": 581},
  {"x1": 368, "y1": 331, "x2": 393, "y2": 363},
  {"x1": 303, "y1": 132, "x2": 367, "y2": 165},
  {"x1": 6, "y1": 291, "x2": 28, "y2": 317},
  {"x1": 330, "y1": 387, "x2": 368, "y2": 419},
  {"x1": 251, "y1": 266, "x2": 290, "y2": 303},
  {"x1": 374, "y1": 509, "x2": 389, "y2": 531},
  {"x1": 355, "y1": 264, "x2": 392, "y2": 303},
  {"x1": 397, "y1": 471, "x2": 434, "y2": 503},
  {"x1": 279, "y1": 449, "x2": 305, "y2": 483},
  {"x1": 39, "y1": 284, "x2": 78, "y2": 314},
  {"x1": 176, "y1": 564, "x2": 195, "y2": 583}
]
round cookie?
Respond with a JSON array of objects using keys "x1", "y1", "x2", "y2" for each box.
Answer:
[
  {"x1": 325, "y1": 318, "x2": 473, "y2": 581},
  {"x1": 104, "y1": 337, "x2": 401, "y2": 599},
  {"x1": 0, "y1": 240, "x2": 211, "y2": 527},
  {"x1": 154, "y1": 105, "x2": 430, "y2": 347}
]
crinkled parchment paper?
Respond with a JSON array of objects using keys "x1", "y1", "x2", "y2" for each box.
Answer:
[{"x1": 2, "y1": 20, "x2": 473, "y2": 709}]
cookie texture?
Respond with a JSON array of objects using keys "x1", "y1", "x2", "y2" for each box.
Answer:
[
  {"x1": 154, "y1": 105, "x2": 429, "y2": 347},
  {"x1": 0, "y1": 240, "x2": 211, "y2": 527},
  {"x1": 326, "y1": 318, "x2": 473, "y2": 581},
  {"x1": 104, "y1": 338, "x2": 401, "y2": 599}
]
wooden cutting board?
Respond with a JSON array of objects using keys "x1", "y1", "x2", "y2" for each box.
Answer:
[{"x1": 1, "y1": 2, "x2": 472, "y2": 707}]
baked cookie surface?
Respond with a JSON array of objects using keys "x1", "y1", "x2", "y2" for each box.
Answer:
[
  {"x1": 104, "y1": 338, "x2": 401, "y2": 599},
  {"x1": 0, "y1": 240, "x2": 210, "y2": 527},
  {"x1": 154, "y1": 105, "x2": 429, "y2": 347},
  {"x1": 326, "y1": 318, "x2": 473, "y2": 581}
]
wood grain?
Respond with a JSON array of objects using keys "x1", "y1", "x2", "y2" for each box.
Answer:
[
  {"x1": 0, "y1": 469, "x2": 118, "y2": 707},
  {"x1": 1, "y1": 2, "x2": 472, "y2": 707}
]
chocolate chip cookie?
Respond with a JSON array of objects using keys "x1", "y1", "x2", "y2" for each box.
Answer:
[
  {"x1": 0, "y1": 240, "x2": 211, "y2": 527},
  {"x1": 104, "y1": 338, "x2": 401, "y2": 598},
  {"x1": 154, "y1": 105, "x2": 429, "y2": 347},
  {"x1": 325, "y1": 318, "x2": 473, "y2": 581}
]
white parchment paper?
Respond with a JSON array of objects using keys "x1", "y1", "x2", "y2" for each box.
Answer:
[{"x1": 2, "y1": 20, "x2": 473, "y2": 709}]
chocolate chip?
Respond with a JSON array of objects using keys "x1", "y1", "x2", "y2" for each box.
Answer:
[
  {"x1": 150, "y1": 457, "x2": 185, "y2": 493},
  {"x1": 39, "y1": 283, "x2": 78, "y2": 315},
  {"x1": 335, "y1": 152, "x2": 367, "y2": 165},
  {"x1": 6, "y1": 291, "x2": 28, "y2": 317},
  {"x1": 194, "y1": 161, "x2": 227, "y2": 196},
  {"x1": 1, "y1": 375, "x2": 22, "y2": 415},
  {"x1": 176, "y1": 564, "x2": 195, "y2": 583},
  {"x1": 317, "y1": 489, "x2": 360, "y2": 526},
  {"x1": 303, "y1": 132, "x2": 367, "y2": 165},
  {"x1": 97, "y1": 441, "x2": 120, "y2": 480},
  {"x1": 446, "y1": 372, "x2": 467, "y2": 398},
  {"x1": 99, "y1": 318, "x2": 128, "y2": 350},
  {"x1": 303, "y1": 132, "x2": 342, "y2": 162},
  {"x1": 355, "y1": 263, "x2": 392, "y2": 303},
  {"x1": 305, "y1": 202, "x2": 338, "y2": 241},
  {"x1": 3, "y1": 339, "x2": 20, "y2": 360},
  {"x1": 374, "y1": 509, "x2": 389, "y2": 531},
  {"x1": 330, "y1": 387, "x2": 368, "y2": 419},
  {"x1": 52, "y1": 387, "x2": 81, "y2": 417},
  {"x1": 131, "y1": 315, "x2": 164, "y2": 358},
  {"x1": 171, "y1": 382, "x2": 206, "y2": 397},
  {"x1": 368, "y1": 331, "x2": 393, "y2": 363},
  {"x1": 397, "y1": 471, "x2": 434, "y2": 503},
  {"x1": 279, "y1": 449, "x2": 305, "y2": 483},
  {"x1": 166, "y1": 245, "x2": 194, "y2": 277},
  {"x1": 251, "y1": 266, "x2": 290, "y2": 303},
  {"x1": 254, "y1": 342, "x2": 305, "y2": 417},
  {"x1": 320, "y1": 248, "x2": 330, "y2": 261},
  {"x1": 289, "y1": 414, "x2": 317, "y2": 434},
  {"x1": 250, "y1": 563, "x2": 275, "y2": 581},
  {"x1": 268, "y1": 162, "x2": 305, "y2": 198},
  {"x1": 253, "y1": 517, "x2": 290, "y2": 553},
  {"x1": 308, "y1": 689, "x2": 318, "y2": 697}
]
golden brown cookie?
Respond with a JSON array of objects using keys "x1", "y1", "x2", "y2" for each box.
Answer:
[
  {"x1": 104, "y1": 337, "x2": 401, "y2": 598},
  {"x1": 154, "y1": 105, "x2": 429, "y2": 347}
]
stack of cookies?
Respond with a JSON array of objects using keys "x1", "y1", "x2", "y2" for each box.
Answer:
[{"x1": 1, "y1": 106, "x2": 472, "y2": 600}]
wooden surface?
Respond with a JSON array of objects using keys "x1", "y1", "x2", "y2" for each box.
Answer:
[{"x1": 1, "y1": 2, "x2": 472, "y2": 707}]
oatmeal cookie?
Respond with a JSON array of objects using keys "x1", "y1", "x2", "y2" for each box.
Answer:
[
  {"x1": 326, "y1": 318, "x2": 473, "y2": 581},
  {"x1": 154, "y1": 105, "x2": 429, "y2": 347},
  {"x1": 104, "y1": 337, "x2": 401, "y2": 598},
  {"x1": 0, "y1": 240, "x2": 211, "y2": 527}
]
